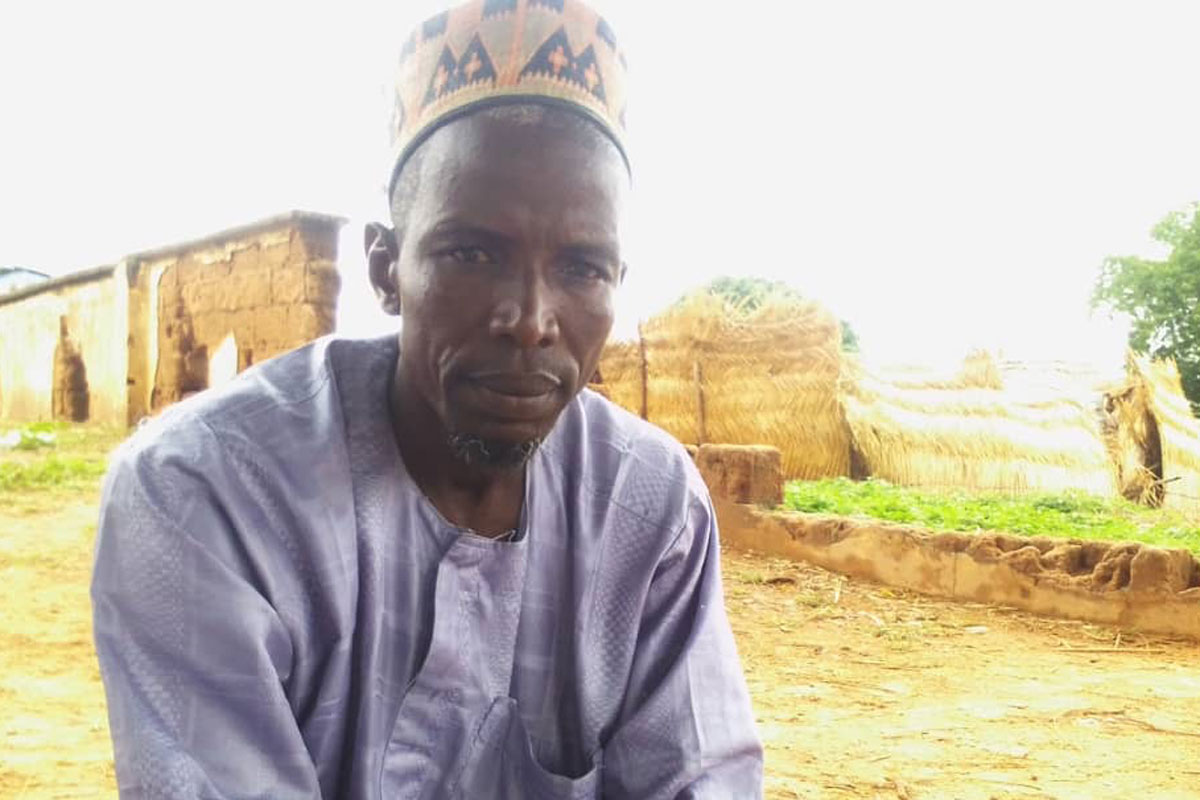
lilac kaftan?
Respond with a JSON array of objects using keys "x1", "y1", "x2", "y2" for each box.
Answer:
[{"x1": 92, "y1": 336, "x2": 763, "y2": 799}]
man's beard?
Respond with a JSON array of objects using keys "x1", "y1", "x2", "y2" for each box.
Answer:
[{"x1": 447, "y1": 432, "x2": 542, "y2": 470}]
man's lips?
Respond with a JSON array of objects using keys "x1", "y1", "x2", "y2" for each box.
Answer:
[
  {"x1": 469, "y1": 371, "x2": 562, "y2": 397},
  {"x1": 463, "y1": 371, "x2": 564, "y2": 421}
]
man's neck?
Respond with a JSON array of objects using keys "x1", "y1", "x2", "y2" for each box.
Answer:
[{"x1": 389, "y1": 364, "x2": 526, "y2": 538}]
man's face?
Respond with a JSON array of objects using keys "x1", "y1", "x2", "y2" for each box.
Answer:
[{"x1": 379, "y1": 108, "x2": 628, "y2": 457}]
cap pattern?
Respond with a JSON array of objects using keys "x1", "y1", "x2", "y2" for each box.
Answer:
[{"x1": 390, "y1": 0, "x2": 629, "y2": 192}]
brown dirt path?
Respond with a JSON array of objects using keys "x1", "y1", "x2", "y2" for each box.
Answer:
[
  {"x1": 0, "y1": 495, "x2": 115, "y2": 798},
  {"x1": 1, "y1": 497, "x2": 1198, "y2": 799},
  {"x1": 726, "y1": 549, "x2": 1200, "y2": 799}
]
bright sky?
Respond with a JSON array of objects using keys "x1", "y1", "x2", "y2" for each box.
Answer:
[{"x1": 3, "y1": 1, "x2": 1198, "y2": 367}]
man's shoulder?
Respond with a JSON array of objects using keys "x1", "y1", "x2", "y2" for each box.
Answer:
[
  {"x1": 134, "y1": 335, "x2": 387, "y2": 436},
  {"x1": 113, "y1": 336, "x2": 387, "y2": 490},
  {"x1": 549, "y1": 389, "x2": 709, "y2": 528}
]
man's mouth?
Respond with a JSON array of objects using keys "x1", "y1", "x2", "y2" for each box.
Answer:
[
  {"x1": 465, "y1": 371, "x2": 563, "y2": 419},
  {"x1": 470, "y1": 371, "x2": 561, "y2": 396}
]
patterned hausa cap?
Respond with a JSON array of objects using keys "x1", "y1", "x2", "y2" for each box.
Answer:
[{"x1": 389, "y1": 0, "x2": 629, "y2": 194}]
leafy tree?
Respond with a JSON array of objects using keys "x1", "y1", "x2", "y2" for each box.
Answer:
[
  {"x1": 696, "y1": 276, "x2": 860, "y2": 352},
  {"x1": 839, "y1": 320, "x2": 859, "y2": 353},
  {"x1": 703, "y1": 276, "x2": 803, "y2": 311},
  {"x1": 1093, "y1": 203, "x2": 1200, "y2": 413}
]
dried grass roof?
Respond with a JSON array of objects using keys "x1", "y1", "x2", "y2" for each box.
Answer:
[
  {"x1": 841, "y1": 353, "x2": 1118, "y2": 496},
  {"x1": 597, "y1": 293, "x2": 849, "y2": 479}
]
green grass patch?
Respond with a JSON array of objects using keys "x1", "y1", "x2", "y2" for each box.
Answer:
[
  {"x1": 0, "y1": 423, "x2": 127, "y2": 496},
  {"x1": 784, "y1": 477, "x2": 1200, "y2": 555}
]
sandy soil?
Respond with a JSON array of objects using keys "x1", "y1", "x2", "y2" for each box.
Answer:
[
  {"x1": 1, "y1": 494, "x2": 115, "y2": 798},
  {"x1": 725, "y1": 549, "x2": 1200, "y2": 799},
  {"x1": 1, "y1": 497, "x2": 1198, "y2": 799}
]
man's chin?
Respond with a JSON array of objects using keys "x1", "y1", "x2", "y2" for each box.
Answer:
[{"x1": 447, "y1": 432, "x2": 542, "y2": 470}]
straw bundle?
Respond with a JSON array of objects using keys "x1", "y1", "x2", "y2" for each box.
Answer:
[
  {"x1": 1101, "y1": 378, "x2": 1164, "y2": 505},
  {"x1": 594, "y1": 293, "x2": 850, "y2": 479},
  {"x1": 841, "y1": 355, "x2": 1119, "y2": 496},
  {"x1": 638, "y1": 296, "x2": 715, "y2": 445},
  {"x1": 1128, "y1": 355, "x2": 1200, "y2": 515},
  {"x1": 698, "y1": 297, "x2": 848, "y2": 479},
  {"x1": 1001, "y1": 359, "x2": 1126, "y2": 403},
  {"x1": 868, "y1": 350, "x2": 1003, "y2": 391},
  {"x1": 959, "y1": 348, "x2": 1004, "y2": 390},
  {"x1": 591, "y1": 338, "x2": 643, "y2": 414}
]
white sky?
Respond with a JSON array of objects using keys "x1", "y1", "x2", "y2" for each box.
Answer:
[{"x1": 3, "y1": 1, "x2": 1198, "y2": 367}]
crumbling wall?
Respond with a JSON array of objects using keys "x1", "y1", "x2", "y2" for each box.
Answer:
[
  {"x1": 2, "y1": 212, "x2": 343, "y2": 426},
  {"x1": 124, "y1": 212, "x2": 344, "y2": 419},
  {"x1": 703, "y1": 446, "x2": 1200, "y2": 641},
  {"x1": 0, "y1": 266, "x2": 127, "y2": 424},
  {"x1": 51, "y1": 317, "x2": 90, "y2": 422},
  {"x1": 718, "y1": 501, "x2": 1200, "y2": 641}
]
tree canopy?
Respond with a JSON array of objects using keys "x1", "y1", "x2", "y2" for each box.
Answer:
[
  {"x1": 1093, "y1": 203, "x2": 1200, "y2": 413},
  {"x1": 697, "y1": 276, "x2": 859, "y2": 352}
]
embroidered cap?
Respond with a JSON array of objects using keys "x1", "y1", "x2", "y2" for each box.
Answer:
[{"x1": 389, "y1": 0, "x2": 630, "y2": 195}]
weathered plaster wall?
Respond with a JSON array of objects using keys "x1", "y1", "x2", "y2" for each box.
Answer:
[
  {"x1": 0, "y1": 267, "x2": 128, "y2": 424},
  {"x1": 2, "y1": 211, "x2": 344, "y2": 426},
  {"x1": 134, "y1": 213, "x2": 342, "y2": 415}
]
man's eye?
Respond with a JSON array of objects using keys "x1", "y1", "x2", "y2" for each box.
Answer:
[
  {"x1": 562, "y1": 261, "x2": 609, "y2": 283},
  {"x1": 446, "y1": 246, "x2": 494, "y2": 265}
]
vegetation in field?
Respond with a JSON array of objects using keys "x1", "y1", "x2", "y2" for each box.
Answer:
[
  {"x1": 1093, "y1": 202, "x2": 1200, "y2": 414},
  {"x1": 0, "y1": 422, "x2": 125, "y2": 495},
  {"x1": 784, "y1": 477, "x2": 1200, "y2": 554}
]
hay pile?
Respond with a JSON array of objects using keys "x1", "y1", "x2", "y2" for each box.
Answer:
[
  {"x1": 1000, "y1": 359, "x2": 1126, "y2": 404},
  {"x1": 1101, "y1": 375, "x2": 1163, "y2": 506},
  {"x1": 595, "y1": 292, "x2": 1200, "y2": 511},
  {"x1": 841, "y1": 353, "x2": 1119, "y2": 497},
  {"x1": 1123, "y1": 356, "x2": 1200, "y2": 514},
  {"x1": 595, "y1": 293, "x2": 849, "y2": 479}
]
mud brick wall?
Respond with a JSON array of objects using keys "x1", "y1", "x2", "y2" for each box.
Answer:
[
  {"x1": 124, "y1": 212, "x2": 344, "y2": 418},
  {"x1": 717, "y1": 500, "x2": 1200, "y2": 641},
  {"x1": 1, "y1": 212, "x2": 344, "y2": 426},
  {"x1": 0, "y1": 266, "x2": 129, "y2": 424}
]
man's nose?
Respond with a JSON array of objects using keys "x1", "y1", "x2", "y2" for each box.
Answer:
[{"x1": 489, "y1": 274, "x2": 560, "y2": 348}]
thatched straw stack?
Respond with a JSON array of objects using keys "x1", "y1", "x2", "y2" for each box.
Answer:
[
  {"x1": 841, "y1": 353, "x2": 1119, "y2": 496},
  {"x1": 865, "y1": 350, "x2": 1003, "y2": 391},
  {"x1": 1101, "y1": 377, "x2": 1163, "y2": 505},
  {"x1": 590, "y1": 338, "x2": 643, "y2": 414},
  {"x1": 637, "y1": 295, "x2": 721, "y2": 445},
  {"x1": 960, "y1": 348, "x2": 1005, "y2": 390},
  {"x1": 1126, "y1": 356, "x2": 1200, "y2": 514},
  {"x1": 697, "y1": 297, "x2": 848, "y2": 479},
  {"x1": 1001, "y1": 359, "x2": 1127, "y2": 405},
  {"x1": 594, "y1": 293, "x2": 849, "y2": 479}
]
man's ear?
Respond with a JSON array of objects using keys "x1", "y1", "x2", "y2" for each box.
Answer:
[{"x1": 365, "y1": 222, "x2": 401, "y2": 316}]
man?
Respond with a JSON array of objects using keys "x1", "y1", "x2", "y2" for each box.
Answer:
[{"x1": 92, "y1": 1, "x2": 763, "y2": 797}]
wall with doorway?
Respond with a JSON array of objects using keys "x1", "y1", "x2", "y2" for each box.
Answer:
[
  {"x1": 127, "y1": 212, "x2": 343, "y2": 416},
  {"x1": 1, "y1": 211, "x2": 345, "y2": 426},
  {"x1": 0, "y1": 266, "x2": 128, "y2": 424}
]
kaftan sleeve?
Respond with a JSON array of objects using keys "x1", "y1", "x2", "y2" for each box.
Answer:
[
  {"x1": 602, "y1": 491, "x2": 764, "y2": 799},
  {"x1": 91, "y1": 422, "x2": 321, "y2": 800}
]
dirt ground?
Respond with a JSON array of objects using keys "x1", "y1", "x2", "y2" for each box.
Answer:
[{"x1": 2, "y1": 494, "x2": 1198, "y2": 799}]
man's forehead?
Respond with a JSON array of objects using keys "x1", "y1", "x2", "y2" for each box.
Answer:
[
  {"x1": 387, "y1": 0, "x2": 630, "y2": 197},
  {"x1": 412, "y1": 112, "x2": 628, "y2": 239}
]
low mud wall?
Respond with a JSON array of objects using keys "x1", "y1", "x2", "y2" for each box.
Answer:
[{"x1": 715, "y1": 499, "x2": 1200, "y2": 641}]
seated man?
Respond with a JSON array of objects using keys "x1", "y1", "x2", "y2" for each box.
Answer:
[{"x1": 91, "y1": 1, "x2": 763, "y2": 797}]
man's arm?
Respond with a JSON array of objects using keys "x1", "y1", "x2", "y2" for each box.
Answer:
[
  {"x1": 603, "y1": 490, "x2": 764, "y2": 799},
  {"x1": 91, "y1": 424, "x2": 320, "y2": 799}
]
